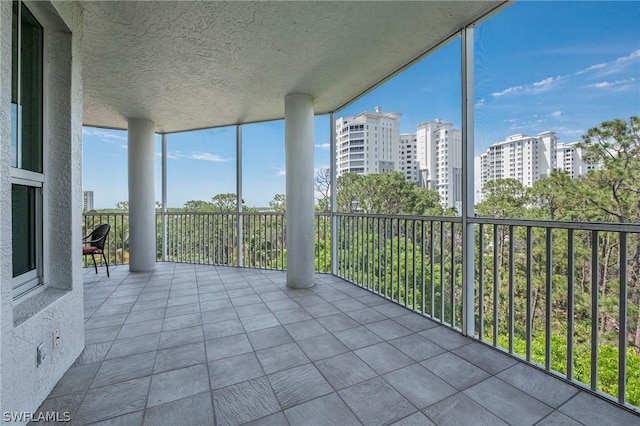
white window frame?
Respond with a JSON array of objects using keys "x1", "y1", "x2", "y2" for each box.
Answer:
[{"x1": 11, "y1": 1, "x2": 47, "y2": 300}]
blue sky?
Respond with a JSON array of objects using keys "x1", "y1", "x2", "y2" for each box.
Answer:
[{"x1": 83, "y1": 1, "x2": 640, "y2": 209}]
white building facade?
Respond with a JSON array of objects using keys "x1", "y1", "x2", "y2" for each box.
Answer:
[
  {"x1": 399, "y1": 132, "x2": 418, "y2": 183},
  {"x1": 479, "y1": 131, "x2": 557, "y2": 192},
  {"x1": 415, "y1": 120, "x2": 462, "y2": 211},
  {"x1": 336, "y1": 107, "x2": 400, "y2": 176},
  {"x1": 556, "y1": 141, "x2": 601, "y2": 178},
  {"x1": 83, "y1": 191, "x2": 94, "y2": 212}
]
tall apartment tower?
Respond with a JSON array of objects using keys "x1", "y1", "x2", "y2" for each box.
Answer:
[
  {"x1": 336, "y1": 107, "x2": 400, "y2": 176},
  {"x1": 556, "y1": 141, "x2": 601, "y2": 178},
  {"x1": 415, "y1": 120, "x2": 462, "y2": 211},
  {"x1": 83, "y1": 191, "x2": 94, "y2": 212},
  {"x1": 399, "y1": 132, "x2": 418, "y2": 183},
  {"x1": 479, "y1": 131, "x2": 557, "y2": 192}
]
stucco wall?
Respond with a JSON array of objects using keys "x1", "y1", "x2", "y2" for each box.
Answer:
[{"x1": 0, "y1": 1, "x2": 84, "y2": 420}]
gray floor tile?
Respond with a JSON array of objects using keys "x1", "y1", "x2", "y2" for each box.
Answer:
[
  {"x1": 273, "y1": 308, "x2": 313, "y2": 324},
  {"x1": 259, "y1": 291, "x2": 290, "y2": 302},
  {"x1": 464, "y1": 377, "x2": 553, "y2": 426},
  {"x1": 235, "y1": 303, "x2": 271, "y2": 318},
  {"x1": 346, "y1": 307, "x2": 387, "y2": 324},
  {"x1": 256, "y1": 342, "x2": 310, "y2": 375},
  {"x1": 205, "y1": 333, "x2": 252, "y2": 361},
  {"x1": 366, "y1": 319, "x2": 413, "y2": 340},
  {"x1": 125, "y1": 307, "x2": 166, "y2": 325},
  {"x1": 85, "y1": 313, "x2": 128, "y2": 330},
  {"x1": 390, "y1": 412, "x2": 436, "y2": 426},
  {"x1": 497, "y1": 363, "x2": 579, "y2": 408},
  {"x1": 316, "y1": 313, "x2": 360, "y2": 332},
  {"x1": 332, "y1": 298, "x2": 368, "y2": 312},
  {"x1": 297, "y1": 333, "x2": 349, "y2": 361},
  {"x1": 419, "y1": 326, "x2": 473, "y2": 350},
  {"x1": 167, "y1": 294, "x2": 199, "y2": 307},
  {"x1": 154, "y1": 341, "x2": 207, "y2": 373},
  {"x1": 268, "y1": 363, "x2": 333, "y2": 409},
  {"x1": 48, "y1": 362, "x2": 101, "y2": 398},
  {"x1": 117, "y1": 319, "x2": 163, "y2": 339},
  {"x1": 372, "y1": 302, "x2": 411, "y2": 318},
  {"x1": 284, "y1": 319, "x2": 329, "y2": 340},
  {"x1": 143, "y1": 392, "x2": 214, "y2": 425},
  {"x1": 393, "y1": 313, "x2": 439, "y2": 332},
  {"x1": 266, "y1": 298, "x2": 302, "y2": 312},
  {"x1": 91, "y1": 351, "x2": 156, "y2": 389},
  {"x1": 34, "y1": 392, "x2": 85, "y2": 424},
  {"x1": 164, "y1": 303, "x2": 200, "y2": 318},
  {"x1": 247, "y1": 326, "x2": 294, "y2": 351},
  {"x1": 213, "y1": 377, "x2": 280, "y2": 426},
  {"x1": 158, "y1": 325, "x2": 204, "y2": 350},
  {"x1": 93, "y1": 303, "x2": 134, "y2": 318},
  {"x1": 354, "y1": 342, "x2": 414, "y2": 375},
  {"x1": 200, "y1": 298, "x2": 233, "y2": 313},
  {"x1": 200, "y1": 307, "x2": 238, "y2": 324},
  {"x1": 73, "y1": 343, "x2": 113, "y2": 367},
  {"x1": 389, "y1": 333, "x2": 446, "y2": 362},
  {"x1": 383, "y1": 363, "x2": 457, "y2": 409},
  {"x1": 147, "y1": 364, "x2": 210, "y2": 408},
  {"x1": 162, "y1": 312, "x2": 202, "y2": 332},
  {"x1": 339, "y1": 376, "x2": 416, "y2": 426},
  {"x1": 242, "y1": 412, "x2": 290, "y2": 426},
  {"x1": 105, "y1": 333, "x2": 160, "y2": 360},
  {"x1": 231, "y1": 294, "x2": 263, "y2": 307},
  {"x1": 334, "y1": 325, "x2": 383, "y2": 350},
  {"x1": 131, "y1": 299, "x2": 168, "y2": 312},
  {"x1": 558, "y1": 391, "x2": 640, "y2": 425},
  {"x1": 284, "y1": 393, "x2": 360, "y2": 426},
  {"x1": 452, "y1": 342, "x2": 518, "y2": 375},
  {"x1": 203, "y1": 318, "x2": 244, "y2": 339},
  {"x1": 536, "y1": 411, "x2": 583, "y2": 425},
  {"x1": 74, "y1": 376, "x2": 151, "y2": 424},
  {"x1": 209, "y1": 352, "x2": 265, "y2": 389},
  {"x1": 423, "y1": 392, "x2": 509, "y2": 426},
  {"x1": 90, "y1": 410, "x2": 144, "y2": 426},
  {"x1": 420, "y1": 352, "x2": 491, "y2": 390},
  {"x1": 240, "y1": 313, "x2": 281, "y2": 332},
  {"x1": 85, "y1": 325, "x2": 122, "y2": 344},
  {"x1": 314, "y1": 351, "x2": 377, "y2": 390},
  {"x1": 304, "y1": 302, "x2": 341, "y2": 318}
]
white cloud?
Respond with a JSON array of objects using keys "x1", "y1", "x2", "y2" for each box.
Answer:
[
  {"x1": 165, "y1": 150, "x2": 230, "y2": 162},
  {"x1": 575, "y1": 49, "x2": 640, "y2": 76},
  {"x1": 315, "y1": 143, "x2": 330, "y2": 150},
  {"x1": 552, "y1": 111, "x2": 563, "y2": 118},
  {"x1": 189, "y1": 152, "x2": 231, "y2": 162},
  {"x1": 491, "y1": 76, "x2": 562, "y2": 97},
  {"x1": 585, "y1": 78, "x2": 637, "y2": 90},
  {"x1": 83, "y1": 128, "x2": 127, "y2": 143},
  {"x1": 274, "y1": 166, "x2": 286, "y2": 177}
]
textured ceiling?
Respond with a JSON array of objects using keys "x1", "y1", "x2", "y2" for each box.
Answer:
[{"x1": 81, "y1": 1, "x2": 505, "y2": 133}]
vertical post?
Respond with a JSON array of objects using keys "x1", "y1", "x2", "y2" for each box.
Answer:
[
  {"x1": 128, "y1": 118, "x2": 156, "y2": 272},
  {"x1": 236, "y1": 124, "x2": 244, "y2": 267},
  {"x1": 161, "y1": 133, "x2": 168, "y2": 262},
  {"x1": 330, "y1": 112, "x2": 338, "y2": 275},
  {"x1": 285, "y1": 93, "x2": 315, "y2": 288},
  {"x1": 461, "y1": 26, "x2": 476, "y2": 336}
]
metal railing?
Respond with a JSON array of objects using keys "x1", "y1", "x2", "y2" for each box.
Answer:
[{"x1": 82, "y1": 210, "x2": 640, "y2": 409}]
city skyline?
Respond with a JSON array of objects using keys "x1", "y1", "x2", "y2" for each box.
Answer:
[{"x1": 83, "y1": 1, "x2": 639, "y2": 209}]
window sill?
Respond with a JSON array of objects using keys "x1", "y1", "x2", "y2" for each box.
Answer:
[{"x1": 13, "y1": 287, "x2": 70, "y2": 327}]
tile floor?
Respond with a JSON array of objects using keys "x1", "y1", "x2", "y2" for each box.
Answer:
[{"x1": 35, "y1": 263, "x2": 639, "y2": 425}]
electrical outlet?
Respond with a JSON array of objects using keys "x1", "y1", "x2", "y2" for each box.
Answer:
[
  {"x1": 53, "y1": 329, "x2": 60, "y2": 348},
  {"x1": 37, "y1": 343, "x2": 46, "y2": 367}
]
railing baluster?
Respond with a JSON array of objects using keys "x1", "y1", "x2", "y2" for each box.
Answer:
[
  {"x1": 526, "y1": 226, "x2": 533, "y2": 362},
  {"x1": 567, "y1": 229, "x2": 574, "y2": 380},
  {"x1": 440, "y1": 221, "x2": 445, "y2": 323},
  {"x1": 545, "y1": 228, "x2": 553, "y2": 370},
  {"x1": 430, "y1": 220, "x2": 435, "y2": 318},
  {"x1": 421, "y1": 220, "x2": 426, "y2": 315},
  {"x1": 478, "y1": 223, "x2": 484, "y2": 340},
  {"x1": 508, "y1": 225, "x2": 515, "y2": 354},
  {"x1": 493, "y1": 224, "x2": 499, "y2": 347},
  {"x1": 618, "y1": 231, "x2": 627, "y2": 404},
  {"x1": 413, "y1": 219, "x2": 417, "y2": 310},
  {"x1": 451, "y1": 222, "x2": 456, "y2": 327},
  {"x1": 591, "y1": 230, "x2": 599, "y2": 392}
]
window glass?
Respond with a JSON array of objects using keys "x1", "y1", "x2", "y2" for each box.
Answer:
[{"x1": 11, "y1": 184, "x2": 37, "y2": 277}]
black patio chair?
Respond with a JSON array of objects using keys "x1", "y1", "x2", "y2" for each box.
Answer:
[{"x1": 83, "y1": 223, "x2": 111, "y2": 277}]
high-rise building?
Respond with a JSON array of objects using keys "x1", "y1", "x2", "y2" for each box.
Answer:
[
  {"x1": 556, "y1": 141, "x2": 601, "y2": 178},
  {"x1": 479, "y1": 131, "x2": 557, "y2": 193},
  {"x1": 83, "y1": 191, "x2": 94, "y2": 212},
  {"x1": 336, "y1": 107, "x2": 400, "y2": 176},
  {"x1": 399, "y1": 133, "x2": 418, "y2": 183},
  {"x1": 415, "y1": 120, "x2": 462, "y2": 211}
]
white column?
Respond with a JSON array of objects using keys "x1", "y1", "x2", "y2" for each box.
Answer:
[
  {"x1": 285, "y1": 93, "x2": 315, "y2": 288},
  {"x1": 128, "y1": 118, "x2": 156, "y2": 272}
]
